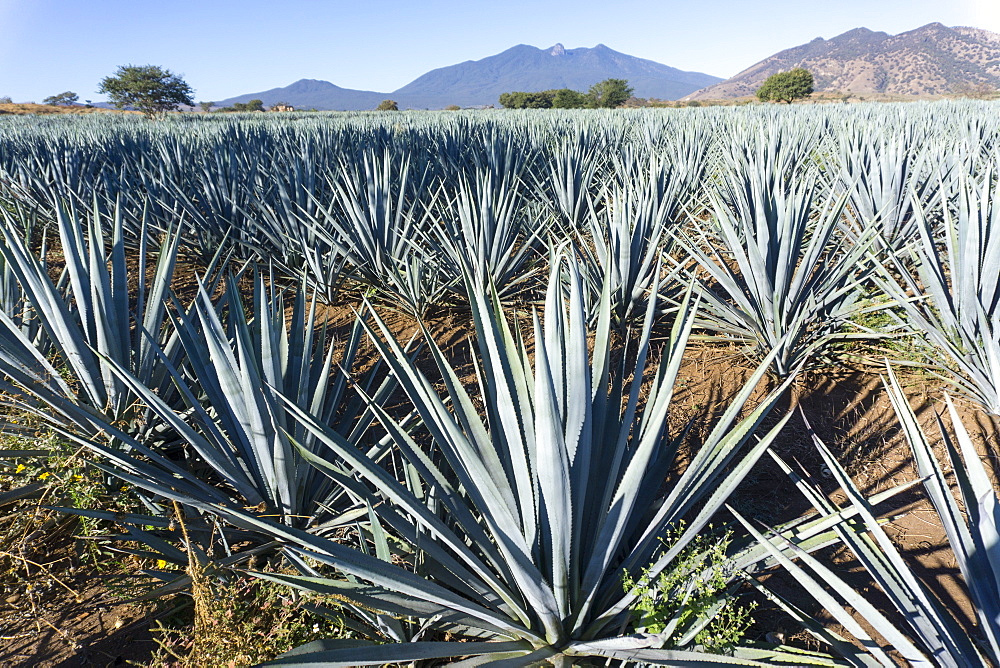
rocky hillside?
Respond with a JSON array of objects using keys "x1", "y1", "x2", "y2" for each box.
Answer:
[{"x1": 688, "y1": 23, "x2": 1000, "y2": 99}]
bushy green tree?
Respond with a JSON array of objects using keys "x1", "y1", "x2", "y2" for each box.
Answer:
[
  {"x1": 199, "y1": 101, "x2": 214, "y2": 112},
  {"x1": 756, "y1": 68, "x2": 814, "y2": 103},
  {"x1": 42, "y1": 91, "x2": 79, "y2": 106},
  {"x1": 375, "y1": 99, "x2": 399, "y2": 111},
  {"x1": 551, "y1": 88, "x2": 588, "y2": 108},
  {"x1": 499, "y1": 82, "x2": 631, "y2": 110},
  {"x1": 498, "y1": 90, "x2": 555, "y2": 108},
  {"x1": 98, "y1": 65, "x2": 194, "y2": 117},
  {"x1": 587, "y1": 78, "x2": 633, "y2": 108},
  {"x1": 499, "y1": 89, "x2": 581, "y2": 109}
]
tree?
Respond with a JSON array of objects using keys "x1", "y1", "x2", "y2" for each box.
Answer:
[
  {"x1": 756, "y1": 68, "x2": 814, "y2": 104},
  {"x1": 219, "y1": 99, "x2": 265, "y2": 112},
  {"x1": 952, "y1": 81, "x2": 997, "y2": 100},
  {"x1": 98, "y1": 65, "x2": 194, "y2": 118},
  {"x1": 42, "y1": 91, "x2": 79, "y2": 106},
  {"x1": 499, "y1": 90, "x2": 557, "y2": 109},
  {"x1": 498, "y1": 91, "x2": 527, "y2": 108},
  {"x1": 199, "y1": 101, "x2": 214, "y2": 112},
  {"x1": 551, "y1": 88, "x2": 588, "y2": 108},
  {"x1": 376, "y1": 99, "x2": 399, "y2": 111},
  {"x1": 586, "y1": 78, "x2": 633, "y2": 108}
]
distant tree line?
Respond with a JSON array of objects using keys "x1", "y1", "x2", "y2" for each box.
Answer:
[
  {"x1": 215, "y1": 99, "x2": 266, "y2": 112},
  {"x1": 499, "y1": 78, "x2": 633, "y2": 109},
  {"x1": 209, "y1": 100, "x2": 302, "y2": 112}
]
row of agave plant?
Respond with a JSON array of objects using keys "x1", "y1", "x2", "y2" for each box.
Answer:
[
  {"x1": 0, "y1": 102, "x2": 995, "y2": 664},
  {"x1": 6, "y1": 103, "x2": 999, "y2": 405}
]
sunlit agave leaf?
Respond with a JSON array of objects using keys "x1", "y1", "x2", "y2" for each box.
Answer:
[
  {"x1": 534, "y1": 126, "x2": 608, "y2": 233},
  {"x1": 732, "y1": 364, "x2": 994, "y2": 666},
  {"x1": 122, "y1": 269, "x2": 406, "y2": 531},
  {"x1": 428, "y1": 142, "x2": 547, "y2": 302},
  {"x1": 576, "y1": 146, "x2": 688, "y2": 328},
  {"x1": 678, "y1": 134, "x2": 880, "y2": 375},
  {"x1": 60, "y1": 247, "x2": 803, "y2": 662},
  {"x1": 0, "y1": 197, "x2": 184, "y2": 437},
  {"x1": 876, "y1": 156, "x2": 1000, "y2": 414},
  {"x1": 731, "y1": 507, "x2": 929, "y2": 667},
  {"x1": 151, "y1": 252, "x2": 797, "y2": 662},
  {"x1": 786, "y1": 409, "x2": 986, "y2": 666},
  {"x1": 279, "y1": 146, "x2": 455, "y2": 312},
  {"x1": 262, "y1": 639, "x2": 536, "y2": 667},
  {"x1": 887, "y1": 365, "x2": 1000, "y2": 663},
  {"x1": 835, "y1": 123, "x2": 942, "y2": 252}
]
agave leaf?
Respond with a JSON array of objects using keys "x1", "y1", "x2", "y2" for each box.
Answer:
[
  {"x1": 251, "y1": 572, "x2": 511, "y2": 636},
  {"x1": 0, "y1": 196, "x2": 182, "y2": 435},
  {"x1": 731, "y1": 507, "x2": 930, "y2": 667},
  {"x1": 263, "y1": 639, "x2": 535, "y2": 667},
  {"x1": 876, "y1": 158, "x2": 1000, "y2": 414},
  {"x1": 741, "y1": 578, "x2": 882, "y2": 667},
  {"x1": 888, "y1": 364, "x2": 1000, "y2": 663},
  {"x1": 277, "y1": 406, "x2": 532, "y2": 626},
  {"x1": 563, "y1": 642, "x2": 777, "y2": 666},
  {"x1": 792, "y1": 408, "x2": 984, "y2": 666},
  {"x1": 677, "y1": 130, "x2": 879, "y2": 375}
]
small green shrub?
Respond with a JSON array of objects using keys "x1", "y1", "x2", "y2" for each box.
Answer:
[
  {"x1": 1, "y1": 428, "x2": 138, "y2": 538},
  {"x1": 623, "y1": 525, "x2": 756, "y2": 654},
  {"x1": 842, "y1": 285, "x2": 925, "y2": 365}
]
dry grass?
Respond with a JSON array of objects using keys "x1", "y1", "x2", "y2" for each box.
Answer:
[{"x1": 0, "y1": 103, "x2": 128, "y2": 116}]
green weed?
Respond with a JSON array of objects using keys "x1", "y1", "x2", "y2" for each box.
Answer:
[{"x1": 624, "y1": 525, "x2": 756, "y2": 654}]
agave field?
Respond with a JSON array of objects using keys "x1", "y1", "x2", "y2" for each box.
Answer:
[{"x1": 0, "y1": 102, "x2": 998, "y2": 666}]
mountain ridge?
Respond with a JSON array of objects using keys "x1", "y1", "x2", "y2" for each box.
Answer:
[
  {"x1": 218, "y1": 79, "x2": 386, "y2": 110},
  {"x1": 215, "y1": 43, "x2": 722, "y2": 110},
  {"x1": 391, "y1": 43, "x2": 721, "y2": 108}
]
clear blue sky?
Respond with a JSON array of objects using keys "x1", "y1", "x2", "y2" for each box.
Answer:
[{"x1": 2, "y1": 0, "x2": 998, "y2": 103}]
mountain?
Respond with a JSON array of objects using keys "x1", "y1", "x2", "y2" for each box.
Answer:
[
  {"x1": 214, "y1": 44, "x2": 722, "y2": 110},
  {"x1": 213, "y1": 79, "x2": 386, "y2": 110},
  {"x1": 390, "y1": 43, "x2": 722, "y2": 108},
  {"x1": 688, "y1": 23, "x2": 1000, "y2": 100}
]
